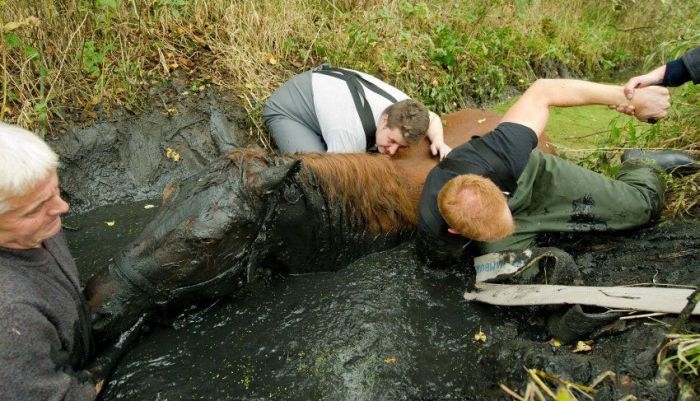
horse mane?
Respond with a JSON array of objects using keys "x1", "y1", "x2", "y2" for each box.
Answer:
[
  {"x1": 227, "y1": 148, "x2": 416, "y2": 235},
  {"x1": 297, "y1": 152, "x2": 417, "y2": 235}
]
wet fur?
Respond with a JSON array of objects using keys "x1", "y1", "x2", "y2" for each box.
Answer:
[
  {"x1": 226, "y1": 148, "x2": 416, "y2": 235},
  {"x1": 298, "y1": 152, "x2": 417, "y2": 234}
]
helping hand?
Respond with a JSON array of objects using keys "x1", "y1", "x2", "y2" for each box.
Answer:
[
  {"x1": 609, "y1": 85, "x2": 669, "y2": 123},
  {"x1": 623, "y1": 65, "x2": 666, "y2": 100},
  {"x1": 630, "y1": 85, "x2": 670, "y2": 123},
  {"x1": 431, "y1": 142, "x2": 452, "y2": 160}
]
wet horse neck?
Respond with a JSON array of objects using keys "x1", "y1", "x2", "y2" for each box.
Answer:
[{"x1": 262, "y1": 154, "x2": 416, "y2": 274}]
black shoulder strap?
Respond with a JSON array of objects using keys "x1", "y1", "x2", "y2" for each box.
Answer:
[
  {"x1": 314, "y1": 65, "x2": 397, "y2": 151},
  {"x1": 438, "y1": 137, "x2": 518, "y2": 195}
]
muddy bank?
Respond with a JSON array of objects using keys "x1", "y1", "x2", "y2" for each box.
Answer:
[
  {"x1": 53, "y1": 87, "x2": 699, "y2": 400},
  {"x1": 51, "y1": 81, "x2": 252, "y2": 213}
]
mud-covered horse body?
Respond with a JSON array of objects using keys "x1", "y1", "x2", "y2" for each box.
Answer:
[
  {"x1": 86, "y1": 108, "x2": 555, "y2": 342},
  {"x1": 86, "y1": 149, "x2": 417, "y2": 341}
]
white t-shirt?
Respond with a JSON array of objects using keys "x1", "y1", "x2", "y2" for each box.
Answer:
[{"x1": 311, "y1": 69, "x2": 409, "y2": 152}]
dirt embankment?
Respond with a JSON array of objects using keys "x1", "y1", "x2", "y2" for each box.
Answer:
[{"x1": 51, "y1": 80, "x2": 253, "y2": 213}]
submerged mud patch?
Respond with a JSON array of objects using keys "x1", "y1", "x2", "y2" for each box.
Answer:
[
  {"x1": 66, "y1": 203, "x2": 699, "y2": 401},
  {"x1": 52, "y1": 83, "x2": 251, "y2": 213}
]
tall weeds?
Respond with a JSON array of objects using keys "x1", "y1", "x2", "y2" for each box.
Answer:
[{"x1": 1, "y1": 0, "x2": 698, "y2": 148}]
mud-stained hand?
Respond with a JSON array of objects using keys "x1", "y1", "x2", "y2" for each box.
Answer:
[
  {"x1": 623, "y1": 65, "x2": 666, "y2": 100},
  {"x1": 431, "y1": 142, "x2": 452, "y2": 160},
  {"x1": 630, "y1": 85, "x2": 670, "y2": 123}
]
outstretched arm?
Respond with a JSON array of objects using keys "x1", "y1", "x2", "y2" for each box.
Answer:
[
  {"x1": 623, "y1": 65, "x2": 666, "y2": 98},
  {"x1": 501, "y1": 79, "x2": 670, "y2": 136},
  {"x1": 426, "y1": 111, "x2": 452, "y2": 160}
]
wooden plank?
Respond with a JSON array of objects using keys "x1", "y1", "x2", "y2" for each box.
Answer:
[{"x1": 464, "y1": 283, "x2": 699, "y2": 315}]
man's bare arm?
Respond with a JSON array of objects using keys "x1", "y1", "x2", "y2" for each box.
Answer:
[{"x1": 501, "y1": 79, "x2": 670, "y2": 137}]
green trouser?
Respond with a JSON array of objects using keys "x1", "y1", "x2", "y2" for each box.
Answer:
[{"x1": 480, "y1": 150, "x2": 665, "y2": 254}]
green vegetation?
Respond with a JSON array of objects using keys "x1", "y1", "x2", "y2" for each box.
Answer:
[
  {"x1": 0, "y1": 1, "x2": 696, "y2": 133},
  {"x1": 659, "y1": 333, "x2": 700, "y2": 393}
]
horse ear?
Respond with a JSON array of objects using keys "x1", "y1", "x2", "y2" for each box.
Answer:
[{"x1": 256, "y1": 158, "x2": 301, "y2": 195}]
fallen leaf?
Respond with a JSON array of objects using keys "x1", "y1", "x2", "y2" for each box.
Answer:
[
  {"x1": 165, "y1": 147, "x2": 182, "y2": 162},
  {"x1": 572, "y1": 340, "x2": 592, "y2": 353},
  {"x1": 549, "y1": 338, "x2": 562, "y2": 347},
  {"x1": 473, "y1": 328, "x2": 487, "y2": 343},
  {"x1": 384, "y1": 357, "x2": 397, "y2": 363},
  {"x1": 88, "y1": 95, "x2": 102, "y2": 106},
  {"x1": 105, "y1": 221, "x2": 115, "y2": 226},
  {"x1": 3, "y1": 17, "x2": 40, "y2": 32},
  {"x1": 191, "y1": 33, "x2": 207, "y2": 45},
  {"x1": 477, "y1": 118, "x2": 486, "y2": 124},
  {"x1": 144, "y1": 204, "x2": 156, "y2": 209},
  {"x1": 268, "y1": 56, "x2": 278, "y2": 65}
]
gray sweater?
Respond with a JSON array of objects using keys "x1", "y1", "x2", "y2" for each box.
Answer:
[{"x1": 0, "y1": 231, "x2": 96, "y2": 401}]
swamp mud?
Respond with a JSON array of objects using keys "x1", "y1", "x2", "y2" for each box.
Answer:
[
  {"x1": 54, "y1": 85, "x2": 698, "y2": 400},
  {"x1": 66, "y1": 205, "x2": 699, "y2": 401}
]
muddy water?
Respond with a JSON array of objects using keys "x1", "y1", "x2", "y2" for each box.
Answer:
[
  {"x1": 64, "y1": 204, "x2": 700, "y2": 400},
  {"x1": 65, "y1": 203, "x2": 506, "y2": 400},
  {"x1": 64, "y1": 200, "x2": 161, "y2": 282},
  {"x1": 63, "y1": 202, "x2": 700, "y2": 401}
]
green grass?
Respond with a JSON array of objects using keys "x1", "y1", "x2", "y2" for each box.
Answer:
[
  {"x1": 492, "y1": 98, "x2": 626, "y2": 154},
  {"x1": 2, "y1": 1, "x2": 698, "y2": 137}
]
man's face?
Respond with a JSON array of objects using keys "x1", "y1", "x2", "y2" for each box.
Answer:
[
  {"x1": 375, "y1": 115, "x2": 408, "y2": 156},
  {"x1": 0, "y1": 170, "x2": 69, "y2": 249}
]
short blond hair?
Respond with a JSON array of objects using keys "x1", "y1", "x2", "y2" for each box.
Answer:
[
  {"x1": 0, "y1": 124, "x2": 58, "y2": 214},
  {"x1": 437, "y1": 174, "x2": 515, "y2": 241}
]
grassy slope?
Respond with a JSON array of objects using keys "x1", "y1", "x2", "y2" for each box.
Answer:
[
  {"x1": 492, "y1": 98, "x2": 624, "y2": 153},
  {"x1": 1, "y1": 1, "x2": 696, "y2": 134}
]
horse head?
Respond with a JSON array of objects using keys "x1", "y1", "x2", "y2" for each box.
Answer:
[{"x1": 86, "y1": 148, "x2": 299, "y2": 341}]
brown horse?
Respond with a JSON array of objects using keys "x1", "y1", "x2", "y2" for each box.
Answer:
[{"x1": 86, "y1": 108, "x2": 555, "y2": 343}]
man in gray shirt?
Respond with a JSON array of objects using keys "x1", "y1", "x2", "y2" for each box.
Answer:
[{"x1": 0, "y1": 123, "x2": 100, "y2": 400}]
